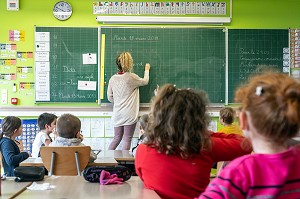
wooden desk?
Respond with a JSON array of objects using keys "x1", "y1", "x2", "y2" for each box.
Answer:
[
  {"x1": 20, "y1": 157, "x2": 44, "y2": 167},
  {"x1": 99, "y1": 150, "x2": 135, "y2": 162},
  {"x1": 1, "y1": 177, "x2": 32, "y2": 199},
  {"x1": 21, "y1": 150, "x2": 133, "y2": 167},
  {"x1": 20, "y1": 157, "x2": 118, "y2": 167},
  {"x1": 87, "y1": 157, "x2": 118, "y2": 166},
  {"x1": 18, "y1": 176, "x2": 160, "y2": 199}
]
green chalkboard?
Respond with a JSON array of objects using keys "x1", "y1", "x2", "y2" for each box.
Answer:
[
  {"x1": 100, "y1": 27, "x2": 226, "y2": 104},
  {"x1": 35, "y1": 27, "x2": 99, "y2": 103},
  {"x1": 228, "y1": 29, "x2": 289, "y2": 103}
]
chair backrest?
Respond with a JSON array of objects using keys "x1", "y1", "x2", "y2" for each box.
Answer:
[{"x1": 40, "y1": 146, "x2": 91, "y2": 176}]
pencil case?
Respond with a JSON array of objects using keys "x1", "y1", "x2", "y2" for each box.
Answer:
[
  {"x1": 83, "y1": 165, "x2": 131, "y2": 183},
  {"x1": 14, "y1": 166, "x2": 45, "y2": 182}
]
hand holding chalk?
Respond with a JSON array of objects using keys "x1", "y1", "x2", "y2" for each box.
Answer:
[{"x1": 145, "y1": 63, "x2": 150, "y2": 71}]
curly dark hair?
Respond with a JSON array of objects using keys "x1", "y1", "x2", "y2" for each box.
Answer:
[{"x1": 144, "y1": 84, "x2": 212, "y2": 158}]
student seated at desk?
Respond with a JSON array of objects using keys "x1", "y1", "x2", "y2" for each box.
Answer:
[
  {"x1": 219, "y1": 107, "x2": 243, "y2": 135},
  {"x1": 131, "y1": 114, "x2": 149, "y2": 157},
  {"x1": 32, "y1": 113, "x2": 57, "y2": 158},
  {"x1": 198, "y1": 73, "x2": 300, "y2": 199},
  {"x1": 214, "y1": 107, "x2": 244, "y2": 173},
  {"x1": 0, "y1": 116, "x2": 29, "y2": 177},
  {"x1": 50, "y1": 113, "x2": 97, "y2": 163},
  {"x1": 135, "y1": 84, "x2": 252, "y2": 199}
]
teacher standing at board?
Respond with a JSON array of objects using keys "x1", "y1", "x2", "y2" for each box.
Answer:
[{"x1": 107, "y1": 52, "x2": 150, "y2": 150}]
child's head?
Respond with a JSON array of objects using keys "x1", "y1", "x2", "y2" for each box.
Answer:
[
  {"x1": 1, "y1": 116, "x2": 22, "y2": 138},
  {"x1": 115, "y1": 52, "x2": 133, "y2": 72},
  {"x1": 56, "y1": 114, "x2": 81, "y2": 138},
  {"x1": 38, "y1": 113, "x2": 57, "y2": 132},
  {"x1": 146, "y1": 84, "x2": 211, "y2": 158},
  {"x1": 219, "y1": 107, "x2": 236, "y2": 125},
  {"x1": 139, "y1": 114, "x2": 149, "y2": 131},
  {"x1": 235, "y1": 72, "x2": 300, "y2": 144}
]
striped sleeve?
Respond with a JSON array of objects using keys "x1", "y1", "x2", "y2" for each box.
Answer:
[
  {"x1": 199, "y1": 167, "x2": 248, "y2": 199},
  {"x1": 198, "y1": 152, "x2": 300, "y2": 199}
]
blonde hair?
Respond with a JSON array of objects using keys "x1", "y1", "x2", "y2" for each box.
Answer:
[
  {"x1": 115, "y1": 52, "x2": 133, "y2": 72},
  {"x1": 235, "y1": 72, "x2": 300, "y2": 144}
]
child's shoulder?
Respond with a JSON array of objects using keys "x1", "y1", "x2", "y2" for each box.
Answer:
[
  {"x1": 0, "y1": 137, "x2": 16, "y2": 148},
  {"x1": 0, "y1": 137, "x2": 12, "y2": 143},
  {"x1": 35, "y1": 131, "x2": 41, "y2": 136},
  {"x1": 227, "y1": 147, "x2": 300, "y2": 170}
]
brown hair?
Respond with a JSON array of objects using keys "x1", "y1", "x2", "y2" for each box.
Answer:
[
  {"x1": 235, "y1": 72, "x2": 300, "y2": 144},
  {"x1": 116, "y1": 52, "x2": 133, "y2": 72},
  {"x1": 38, "y1": 112, "x2": 57, "y2": 130},
  {"x1": 0, "y1": 116, "x2": 22, "y2": 139},
  {"x1": 220, "y1": 107, "x2": 235, "y2": 125},
  {"x1": 145, "y1": 84, "x2": 211, "y2": 158},
  {"x1": 139, "y1": 114, "x2": 149, "y2": 130},
  {"x1": 56, "y1": 114, "x2": 81, "y2": 138}
]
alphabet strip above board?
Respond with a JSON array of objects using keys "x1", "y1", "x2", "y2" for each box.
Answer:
[
  {"x1": 33, "y1": 27, "x2": 289, "y2": 104},
  {"x1": 93, "y1": 2, "x2": 228, "y2": 15}
]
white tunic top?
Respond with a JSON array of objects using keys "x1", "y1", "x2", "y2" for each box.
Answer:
[
  {"x1": 31, "y1": 131, "x2": 51, "y2": 158},
  {"x1": 107, "y1": 71, "x2": 149, "y2": 127}
]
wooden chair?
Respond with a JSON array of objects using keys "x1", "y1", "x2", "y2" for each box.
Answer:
[{"x1": 40, "y1": 146, "x2": 91, "y2": 176}]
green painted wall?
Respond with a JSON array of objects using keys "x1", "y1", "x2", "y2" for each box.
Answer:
[{"x1": 0, "y1": 0, "x2": 299, "y2": 107}]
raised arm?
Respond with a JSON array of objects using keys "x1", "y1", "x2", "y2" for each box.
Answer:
[
  {"x1": 210, "y1": 132, "x2": 252, "y2": 162},
  {"x1": 131, "y1": 63, "x2": 150, "y2": 86}
]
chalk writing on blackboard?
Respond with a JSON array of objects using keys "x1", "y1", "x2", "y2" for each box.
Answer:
[
  {"x1": 35, "y1": 27, "x2": 99, "y2": 103},
  {"x1": 100, "y1": 27, "x2": 226, "y2": 104},
  {"x1": 228, "y1": 29, "x2": 289, "y2": 102}
]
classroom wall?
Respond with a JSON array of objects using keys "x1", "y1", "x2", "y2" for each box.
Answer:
[
  {"x1": 3, "y1": 0, "x2": 295, "y2": 150},
  {"x1": 0, "y1": 0, "x2": 299, "y2": 110}
]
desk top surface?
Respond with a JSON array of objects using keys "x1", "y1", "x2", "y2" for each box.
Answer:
[
  {"x1": 20, "y1": 156, "x2": 118, "y2": 167},
  {"x1": 20, "y1": 150, "x2": 133, "y2": 167},
  {"x1": 18, "y1": 176, "x2": 159, "y2": 199},
  {"x1": 98, "y1": 150, "x2": 135, "y2": 162},
  {"x1": 1, "y1": 177, "x2": 32, "y2": 199}
]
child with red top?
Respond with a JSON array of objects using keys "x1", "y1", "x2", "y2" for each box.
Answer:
[
  {"x1": 135, "y1": 84, "x2": 252, "y2": 199},
  {"x1": 198, "y1": 72, "x2": 300, "y2": 199}
]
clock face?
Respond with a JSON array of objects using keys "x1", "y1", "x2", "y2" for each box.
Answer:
[{"x1": 53, "y1": 1, "x2": 72, "y2": 21}]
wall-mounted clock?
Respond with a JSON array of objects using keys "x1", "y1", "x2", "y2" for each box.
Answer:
[{"x1": 53, "y1": 1, "x2": 72, "y2": 21}]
